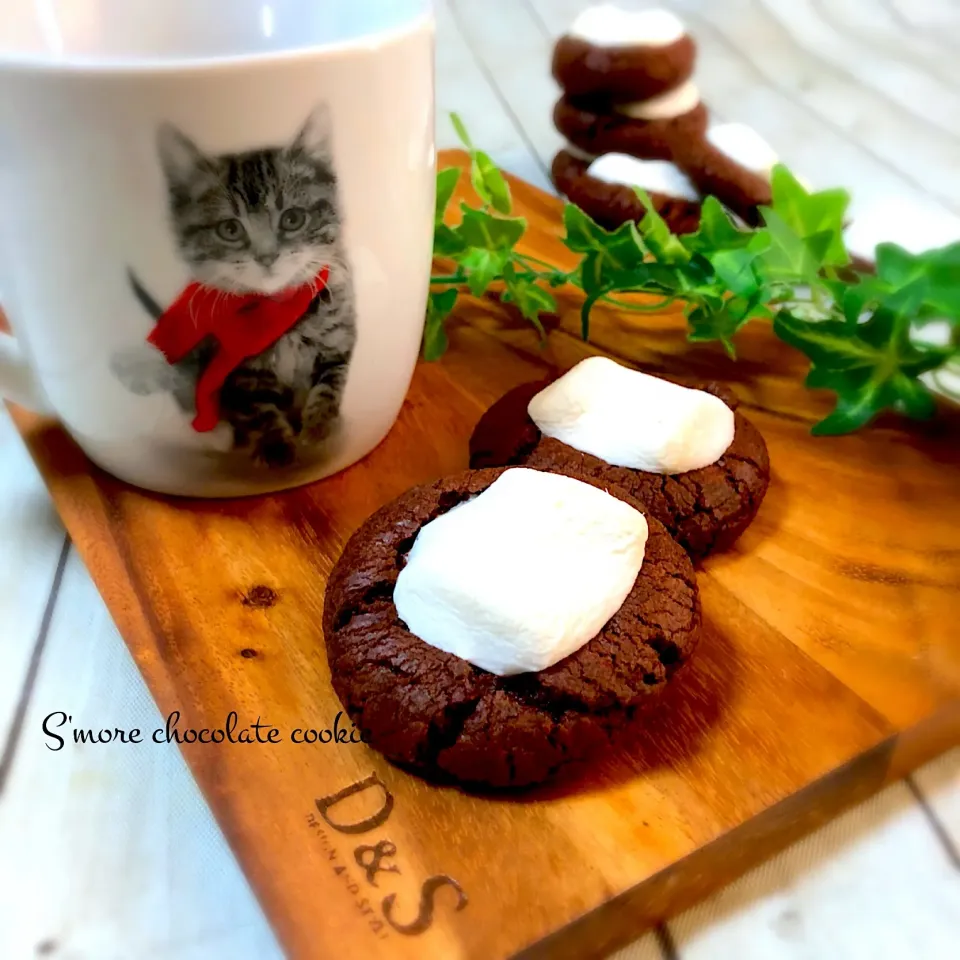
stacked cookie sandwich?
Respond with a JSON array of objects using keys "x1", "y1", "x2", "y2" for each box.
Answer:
[{"x1": 550, "y1": 5, "x2": 785, "y2": 230}]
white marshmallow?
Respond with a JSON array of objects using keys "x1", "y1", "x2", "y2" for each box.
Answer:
[
  {"x1": 707, "y1": 122, "x2": 779, "y2": 177},
  {"x1": 587, "y1": 153, "x2": 699, "y2": 201},
  {"x1": 528, "y1": 357, "x2": 735, "y2": 474},
  {"x1": 569, "y1": 5, "x2": 686, "y2": 48},
  {"x1": 393, "y1": 468, "x2": 648, "y2": 677},
  {"x1": 562, "y1": 140, "x2": 598, "y2": 163},
  {"x1": 614, "y1": 80, "x2": 701, "y2": 120}
]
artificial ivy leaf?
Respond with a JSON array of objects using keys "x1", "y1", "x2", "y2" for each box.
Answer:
[
  {"x1": 460, "y1": 247, "x2": 507, "y2": 297},
  {"x1": 804, "y1": 366, "x2": 936, "y2": 433},
  {"x1": 830, "y1": 275, "x2": 880, "y2": 326},
  {"x1": 687, "y1": 294, "x2": 768, "y2": 356},
  {"x1": 502, "y1": 261, "x2": 555, "y2": 336},
  {"x1": 757, "y1": 208, "x2": 824, "y2": 285},
  {"x1": 433, "y1": 223, "x2": 466, "y2": 258},
  {"x1": 458, "y1": 204, "x2": 526, "y2": 251},
  {"x1": 804, "y1": 229, "x2": 837, "y2": 266},
  {"x1": 450, "y1": 112, "x2": 472, "y2": 148},
  {"x1": 472, "y1": 150, "x2": 512, "y2": 214},
  {"x1": 423, "y1": 288, "x2": 458, "y2": 361},
  {"x1": 680, "y1": 196, "x2": 753, "y2": 254},
  {"x1": 635, "y1": 190, "x2": 691, "y2": 264},
  {"x1": 874, "y1": 242, "x2": 923, "y2": 288},
  {"x1": 708, "y1": 247, "x2": 762, "y2": 299},
  {"x1": 687, "y1": 304, "x2": 740, "y2": 357},
  {"x1": 891, "y1": 374, "x2": 937, "y2": 419},
  {"x1": 876, "y1": 241, "x2": 960, "y2": 317},
  {"x1": 774, "y1": 314, "x2": 882, "y2": 370},
  {"x1": 435, "y1": 167, "x2": 460, "y2": 225},
  {"x1": 768, "y1": 165, "x2": 850, "y2": 267},
  {"x1": 564, "y1": 204, "x2": 651, "y2": 338},
  {"x1": 562, "y1": 205, "x2": 647, "y2": 302},
  {"x1": 804, "y1": 368, "x2": 896, "y2": 435},
  {"x1": 774, "y1": 303, "x2": 951, "y2": 433},
  {"x1": 563, "y1": 204, "x2": 630, "y2": 253}
]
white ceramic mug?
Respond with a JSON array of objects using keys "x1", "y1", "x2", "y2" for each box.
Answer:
[{"x1": 0, "y1": 0, "x2": 435, "y2": 496}]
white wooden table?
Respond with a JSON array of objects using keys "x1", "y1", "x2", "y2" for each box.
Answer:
[{"x1": 2, "y1": 2, "x2": 959, "y2": 957}]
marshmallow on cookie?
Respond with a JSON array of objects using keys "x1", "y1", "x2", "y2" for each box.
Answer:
[
  {"x1": 394, "y1": 468, "x2": 649, "y2": 676},
  {"x1": 564, "y1": 6, "x2": 702, "y2": 124},
  {"x1": 527, "y1": 357, "x2": 735, "y2": 475},
  {"x1": 613, "y1": 79, "x2": 702, "y2": 122},
  {"x1": 552, "y1": 5, "x2": 697, "y2": 101},
  {"x1": 706, "y1": 122, "x2": 812, "y2": 189},
  {"x1": 587, "y1": 153, "x2": 699, "y2": 202},
  {"x1": 707, "y1": 123, "x2": 779, "y2": 178},
  {"x1": 568, "y1": 5, "x2": 687, "y2": 48}
]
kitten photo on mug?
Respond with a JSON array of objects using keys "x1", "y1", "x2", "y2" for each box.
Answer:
[{"x1": 112, "y1": 104, "x2": 357, "y2": 468}]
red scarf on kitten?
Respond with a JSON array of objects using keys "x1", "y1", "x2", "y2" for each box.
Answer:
[{"x1": 147, "y1": 266, "x2": 330, "y2": 432}]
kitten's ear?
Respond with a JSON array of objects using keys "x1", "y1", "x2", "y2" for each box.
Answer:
[
  {"x1": 157, "y1": 123, "x2": 206, "y2": 185},
  {"x1": 291, "y1": 104, "x2": 333, "y2": 159}
]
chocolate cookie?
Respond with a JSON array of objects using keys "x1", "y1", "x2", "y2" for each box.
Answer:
[
  {"x1": 554, "y1": 96, "x2": 709, "y2": 162},
  {"x1": 673, "y1": 141, "x2": 772, "y2": 226},
  {"x1": 551, "y1": 149, "x2": 702, "y2": 234},
  {"x1": 552, "y1": 34, "x2": 697, "y2": 101},
  {"x1": 469, "y1": 380, "x2": 770, "y2": 560},
  {"x1": 323, "y1": 467, "x2": 701, "y2": 789}
]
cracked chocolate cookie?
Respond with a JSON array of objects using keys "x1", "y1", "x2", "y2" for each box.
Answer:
[
  {"x1": 552, "y1": 32, "x2": 697, "y2": 101},
  {"x1": 554, "y1": 96, "x2": 709, "y2": 162},
  {"x1": 323, "y1": 467, "x2": 701, "y2": 789},
  {"x1": 672, "y1": 140, "x2": 772, "y2": 226},
  {"x1": 469, "y1": 380, "x2": 770, "y2": 560}
]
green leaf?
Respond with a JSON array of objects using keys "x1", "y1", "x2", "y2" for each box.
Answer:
[
  {"x1": 708, "y1": 247, "x2": 762, "y2": 299},
  {"x1": 563, "y1": 203, "x2": 626, "y2": 253},
  {"x1": 502, "y1": 261, "x2": 555, "y2": 336},
  {"x1": 757, "y1": 208, "x2": 823, "y2": 284},
  {"x1": 834, "y1": 277, "x2": 880, "y2": 326},
  {"x1": 635, "y1": 190, "x2": 691, "y2": 264},
  {"x1": 423, "y1": 288, "x2": 458, "y2": 361},
  {"x1": 891, "y1": 374, "x2": 937, "y2": 419},
  {"x1": 875, "y1": 242, "x2": 925, "y2": 288},
  {"x1": 458, "y1": 204, "x2": 526, "y2": 251},
  {"x1": 774, "y1": 313, "x2": 882, "y2": 371},
  {"x1": 563, "y1": 204, "x2": 649, "y2": 339},
  {"x1": 768, "y1": 165, "x2": 850, "y2": 267},
  {"x1": 562, "y1": 205, "x2": 646, "y2": 296},
  {"x1": 435, "y1": 167, "x2": 460, "y2": 225},
  {"x1": 472, "y1": 150, "x2": 512, "y2": 214},
  {"x1": 680, "y1": 196, "x2": 754, "y2": 254},
  {"x1": 686, "y1": 294, "x2": 767, "y2": 357},
  {"x1": 807, "y1": 369, "x2": 894, "y2": 435},
  {"x1": 774, "y1": 303, "x2": 952, "y2": 434},
  {"x1": 433, "y1": 223, "x2": 466, "y2": 258},
  {"x1": 876, "y1": 242, "x2": 960, "y2": 317},
  {"x1": 460, "y1": 247, "x2": 507, "y2": 297},
  {"x1": 450, "y1": 112, "x2": 472, "y2": 149}
]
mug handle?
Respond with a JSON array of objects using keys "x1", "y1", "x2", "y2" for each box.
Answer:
[{"x1": 0, "y1": 329, "x2": 51, "y2": 412}]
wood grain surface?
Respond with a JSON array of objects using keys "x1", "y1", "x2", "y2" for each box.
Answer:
[{"x1": 7, "y1": 151, "x2": 960, "y2": 960}]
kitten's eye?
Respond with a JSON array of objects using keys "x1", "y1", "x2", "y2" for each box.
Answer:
[
  {"x1": 279, "y1": 207, "x2": 308, "y2": 233},
  {"x1": 215, "y1": 218, "x2": 245, "y2": 242}
]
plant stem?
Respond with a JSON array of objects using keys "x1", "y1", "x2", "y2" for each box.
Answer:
[
  {"x1": 601, "y1": 294, "x2": 678, "y2": 312},
  {"x1": 516, "y1": 253, "x2": 565, "y2": 272},
  {"x1": 430, "y1": 273, "x2": 467, "y2": 285}
]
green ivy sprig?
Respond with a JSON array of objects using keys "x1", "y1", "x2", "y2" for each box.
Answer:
[{"x1": 427, "y1": 115, "x2": 960, "y2": 435}]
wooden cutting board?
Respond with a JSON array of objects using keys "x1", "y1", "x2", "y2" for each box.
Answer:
[{"x1": 8, "y1": 151, "x2": 960, "y2": 960}]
